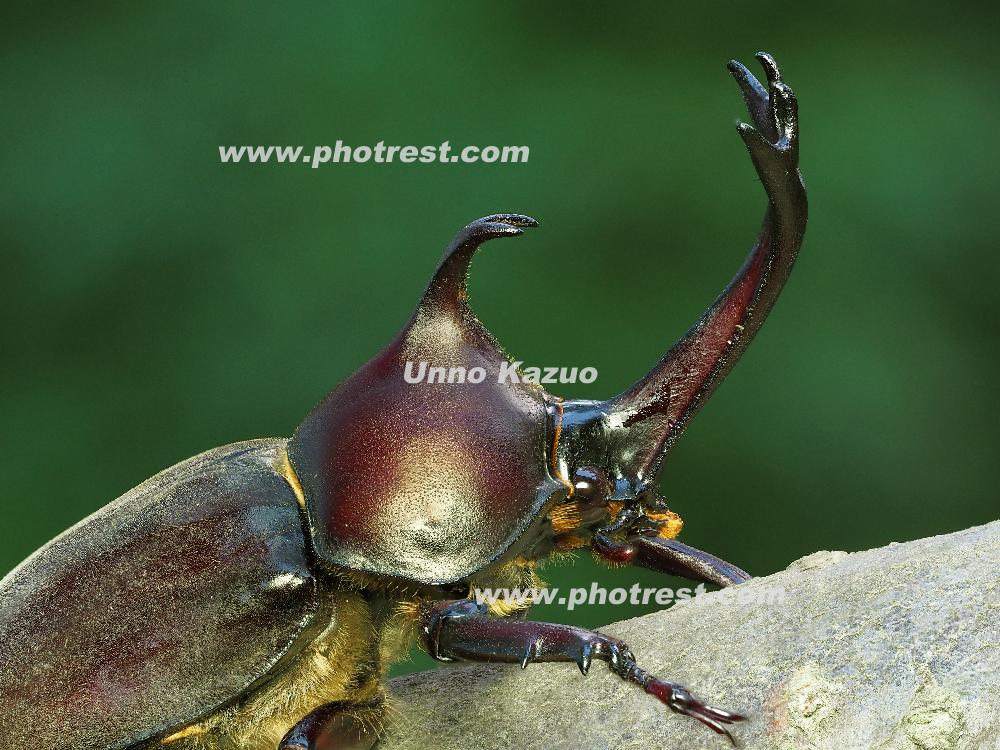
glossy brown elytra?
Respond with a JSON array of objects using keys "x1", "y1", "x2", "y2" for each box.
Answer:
[{"x1": 0, "y1": 52, "x2": 806, "y2": 749}]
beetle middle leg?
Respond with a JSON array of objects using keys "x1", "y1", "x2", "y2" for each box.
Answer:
[
  {"x1": 277, "y1": 699, "x2": 384, "y2": 750},
  {"x1": 418, "y1": 600, "x2": 745, "y2": 743}
]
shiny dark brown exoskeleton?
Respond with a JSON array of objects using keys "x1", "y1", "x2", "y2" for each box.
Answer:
[{"x1": 0, "y1": 53, "x2": 807, "y2": 749}]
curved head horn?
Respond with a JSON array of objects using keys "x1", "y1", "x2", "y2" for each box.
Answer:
[{"x1": 604, "y1": 52, "x2": 808, "y2": 483}]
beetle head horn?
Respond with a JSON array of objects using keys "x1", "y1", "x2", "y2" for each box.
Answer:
[{"x1": 556, "y1": 240, "x2": 786, "y2": 491}]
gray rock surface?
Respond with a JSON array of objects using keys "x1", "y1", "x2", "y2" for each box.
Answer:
[{"x1": 382, "y1": 522, "x2": 1000, "y2": 750}]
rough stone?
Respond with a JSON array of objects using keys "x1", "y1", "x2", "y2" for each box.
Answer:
[{"x1": 382, "y1": 522, "x2": 1000, "y2": 750}]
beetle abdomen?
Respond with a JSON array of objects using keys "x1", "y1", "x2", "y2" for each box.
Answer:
[{"x1": 0, "y1": 439, "x2": 323, "y2": 750}]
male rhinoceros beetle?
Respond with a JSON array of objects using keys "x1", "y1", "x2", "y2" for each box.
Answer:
[{"x1": 0, "y1": 53, "x2": 806, "y2": 749}]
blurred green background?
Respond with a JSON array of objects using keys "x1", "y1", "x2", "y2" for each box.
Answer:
[{"x1": 2, "y1": 3, "x2": 998, "y2": 677}]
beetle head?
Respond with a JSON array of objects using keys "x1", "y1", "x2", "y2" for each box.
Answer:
[
  {"x1": 290, "y1": 206, "x2": 767, "y2": 586},
  {"x1": 542, "y1": 397, "x2": 685, "y2": 553}
]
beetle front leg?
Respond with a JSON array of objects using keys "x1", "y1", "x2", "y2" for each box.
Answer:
[
  {"x1": 278, "y1": 699, "x2": 384, "y2": 750},
  {"x1": 594, "y1": 532, "x2": 751, "y2": 588},
  {"x1": 419, "y1": 600, "x2": 745, "y2": 743}
]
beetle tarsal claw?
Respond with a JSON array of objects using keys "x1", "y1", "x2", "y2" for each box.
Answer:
[
  {"x1": 521, "y1": 640, "x2": 538, "y2": 669},
  {"x1": 576, "y1": 644, "x2": 593, "y2": 675},
  {"x1": 644, "y1": 679, "x2": 746, "y2": 745}
]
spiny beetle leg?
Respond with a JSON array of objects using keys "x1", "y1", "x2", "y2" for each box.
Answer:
[
  {"x1": 593, "y1": 533, "x2": 751, "y2": 588},
  {"x1": 419, "y1": 600, "x2": 745, "y2": 743},
  {"x1": 634, "y1": 536, "x2": 751, "y2": 587},
  {"x1": 278, "y1": 699, "x2": 384, "y2": 750}
]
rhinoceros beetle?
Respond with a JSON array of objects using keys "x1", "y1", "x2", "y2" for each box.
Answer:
[{"x1": 0, "y1": 53, "x2": 806, "y2": 749}]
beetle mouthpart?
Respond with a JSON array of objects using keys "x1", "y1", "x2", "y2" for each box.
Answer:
[{"x1": 646, "y1": 509, "x2": 684, "y2": 539}]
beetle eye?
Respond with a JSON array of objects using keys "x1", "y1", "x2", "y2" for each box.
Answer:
[{"x1": 572, "y1": 466, "x2": 611, "y2": 505}]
